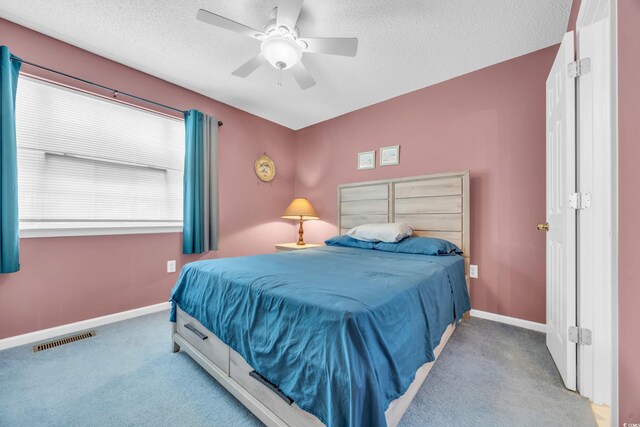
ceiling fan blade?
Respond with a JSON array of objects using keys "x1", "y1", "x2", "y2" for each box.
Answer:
[
  {"x1": 299, "y1": 37, "x2": 358, "y2": 57},
  {"x1": 290, "y1": 61, "x2": 316, "y2": 90},
  {"x1": 232, "y1": 53, "x2": 268, "y2": 77},
  {"x1": 276, "y1": 0, "x2": 304, "y2": 31},
  {"x1": 197, "y1": 9, "x2": 265, "y2": 40}
]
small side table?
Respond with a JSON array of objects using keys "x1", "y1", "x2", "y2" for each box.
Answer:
[{"x1": 275, "y1": 243, "x2": 322, "y2": 252}]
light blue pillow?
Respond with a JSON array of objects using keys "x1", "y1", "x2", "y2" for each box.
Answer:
[
  {"x1": 374, "y1": 237, "x2": 462, "y2": 256},
  {"x1": 324, "y1": 235, "x2": 376, "y2": 249}
]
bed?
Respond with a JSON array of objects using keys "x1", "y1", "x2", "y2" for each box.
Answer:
[{"x1": 170, "y1": 171, "x2": 471, "y2": 427}]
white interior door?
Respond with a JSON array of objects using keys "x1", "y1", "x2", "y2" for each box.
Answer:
[
  {"x1": 576, "y1": 12, "x2": 613, "y2": 404},
  {"x1": 545, "y1": 31, "x2": 577, "y2": 391}
]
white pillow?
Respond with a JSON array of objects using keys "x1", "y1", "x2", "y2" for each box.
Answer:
[{"x1": 346, "y1": 223, "x2": 413, "y2": 243}]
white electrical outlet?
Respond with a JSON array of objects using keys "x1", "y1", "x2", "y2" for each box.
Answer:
[
  {"x1": 167, "y1": 260, "x2": 176, "y2": 273},
  {"x1": 470, "y1": 264, "x2": 478, "y2": 279}
]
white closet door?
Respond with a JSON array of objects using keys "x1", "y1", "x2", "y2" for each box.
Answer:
[{"x1": 545, "y1": 31, "x2": 577, "y2": 391}]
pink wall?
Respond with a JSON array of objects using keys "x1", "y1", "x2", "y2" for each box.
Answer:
[
  {"x1": 617, "y1": 0, "x2": 640, "y2": 422},
  {"x1": 0, "y1": 19, "x2": 297, "y2": 339},
  {"x1": 294, "y1": 46, "x2": 558, "y2": 324}
]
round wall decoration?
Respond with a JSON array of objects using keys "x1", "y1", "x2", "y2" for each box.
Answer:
[{"x1": 255, "y1": 154, "x2": 276, "y2": 182}]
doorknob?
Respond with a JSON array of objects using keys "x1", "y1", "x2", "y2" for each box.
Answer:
[{"x1": 537, "y1": 223, "x2": 549, "y2": 231}]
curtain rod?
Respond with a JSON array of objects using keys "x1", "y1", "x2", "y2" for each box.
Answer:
[{"x1": 10, "y1": 55, "x2": 223, "y2": 127}]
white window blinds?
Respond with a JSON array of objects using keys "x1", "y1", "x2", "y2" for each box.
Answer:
[{"x1": 15, "y1": 77, "x2": 184, "y2": 234}]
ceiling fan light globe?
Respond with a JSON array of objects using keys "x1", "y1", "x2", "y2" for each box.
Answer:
[{"x1": 261, "y1": 36, "x2": 302, "y2": 70}]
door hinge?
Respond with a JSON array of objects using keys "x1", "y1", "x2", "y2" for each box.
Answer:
[
  {"x1": 568, "y1": 58, "x2": 591, "y2": 78},
  {"x1": 568, "y1": 326, "x2": 592, "y2": 345},
  {"x1": 569, "y1": 192, "x2": 591, "y2": 210}
]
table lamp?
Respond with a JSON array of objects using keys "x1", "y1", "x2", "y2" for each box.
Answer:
[{"x1": 281, "y1": 198, "x2": 319, "y2": 245}]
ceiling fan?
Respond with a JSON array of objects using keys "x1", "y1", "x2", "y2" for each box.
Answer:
[{"x1": 196, "y1": 0, "x2": 358, "y2": 89}]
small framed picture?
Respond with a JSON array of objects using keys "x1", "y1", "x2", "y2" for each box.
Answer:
[
  {"x1": 357, "y1": 151, "x2": 375, "y2": 170},
  {"x1": 379, "y1": 145, "x2": 400, "y2": 166}
]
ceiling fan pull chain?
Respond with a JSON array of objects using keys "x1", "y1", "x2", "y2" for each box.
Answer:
[{"x1": 277, "y1": 67, "x2": 282, "y2": 86}]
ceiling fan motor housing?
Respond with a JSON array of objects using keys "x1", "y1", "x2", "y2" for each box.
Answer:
[{"x1": 265, "y1": 10, "x2": 300, "y2": 38}]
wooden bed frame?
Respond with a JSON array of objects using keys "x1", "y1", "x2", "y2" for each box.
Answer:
[{"x1": 172, "y1": 171, "x2": 471, "y2": 427}]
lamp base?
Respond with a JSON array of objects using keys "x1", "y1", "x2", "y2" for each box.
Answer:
[{"x1": 297, "y1": 219, "x2": 305, "y2": 245}]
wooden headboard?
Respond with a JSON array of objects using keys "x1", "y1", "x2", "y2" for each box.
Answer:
[{"x1": 337, "y1": 171, "x2": 471, "y2": 291}]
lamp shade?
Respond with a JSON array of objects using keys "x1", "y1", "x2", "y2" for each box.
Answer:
[{"x1": 281, "y1": 198, "x2": 319, "y2": 220}]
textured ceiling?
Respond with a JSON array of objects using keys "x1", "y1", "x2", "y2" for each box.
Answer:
[{"x1": 0, "y1": 0, "x2": 571, "y2": 130}]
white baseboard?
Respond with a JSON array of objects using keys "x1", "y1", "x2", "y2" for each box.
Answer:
[
  {"x1": 0, "y1": 302, "x2": 170, "y2": 351},
  {"x1": 0, "y1": 304, "x2": 544, "y2": 351},
  {"x1": 470, "y1": 309, "x2": 547, "y2": 333}
]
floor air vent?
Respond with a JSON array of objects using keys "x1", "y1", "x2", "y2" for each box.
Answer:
[{"x1": 32, "y1": 331, "x2": 96, "y2": 352}]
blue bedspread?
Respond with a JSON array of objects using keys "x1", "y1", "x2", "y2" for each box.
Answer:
[{"x1": 170, "y1": 246, "x2": 470, "y2": 427}]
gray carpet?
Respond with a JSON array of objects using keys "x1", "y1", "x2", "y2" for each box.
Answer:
[{"x1": 0, "y1": 311, "x2": 595, "y2": 427}]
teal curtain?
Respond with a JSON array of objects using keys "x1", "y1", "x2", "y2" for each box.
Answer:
[
  {"x1": 183, "y1": 109, "x2": 218, "y2": 254},
  {"x1": 0, "y1": 46, "x2": 21, "y2": 273}
]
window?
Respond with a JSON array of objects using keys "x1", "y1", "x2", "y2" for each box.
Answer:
[{"x1": 15, "y1": 77, "x2": 184, "y2": 237}]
